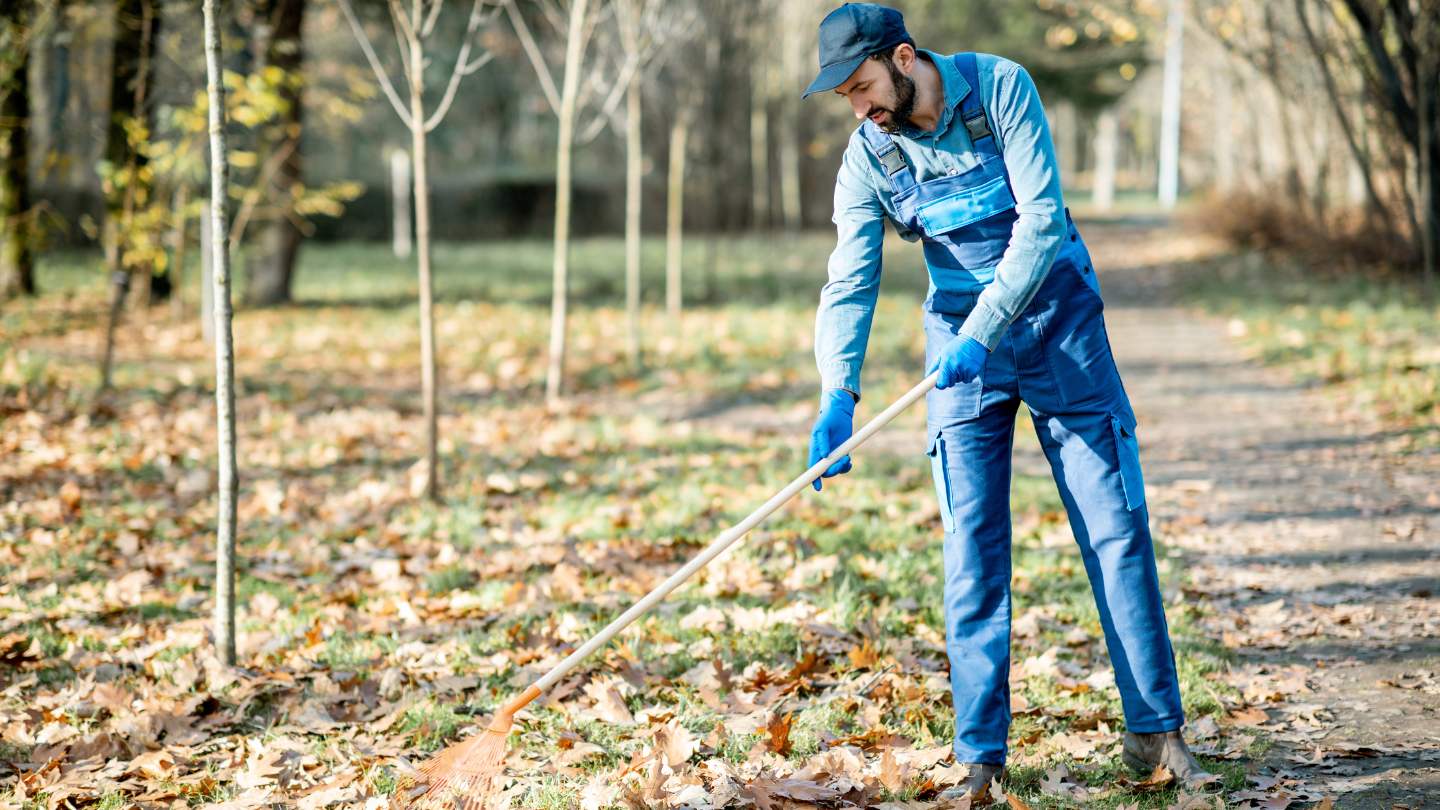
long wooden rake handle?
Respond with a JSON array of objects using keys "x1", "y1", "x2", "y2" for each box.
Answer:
[{"x1": 496, "y1": 372, "x2": 940, "y2": 718}]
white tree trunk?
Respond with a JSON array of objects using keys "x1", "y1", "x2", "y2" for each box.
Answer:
[
  {"x1": 1212, "y1": 57, "x2": 1234, "y2": 193},
  {"x1": 750, "y1": 60, "x2": 770, "y2": 227},
  {"x1": 1093, "y1": 109, "x2": 1118, "y2": 211},
  {"x1": 777, "y1": 2, "x2": 803, "y2": 229},
  {"x1": 545, "y1": 0, "x2": 590, "y2": 405},
  {"x1": 665, "y1": 112, "x2": 688, "y2": 320},
  {"x1": 390, "y1": 147, "x2": 412, "y2": 259},
  {"x1": 202, "y1": 0, "x2": 238, "y2": 667},
  {"x1": 407, "y1": 27, "x2": 439, "y2": 502},
  {"x1": 625, "y1": 77, "x2": 642, "y2": 368},
  {"x1": 1157, "y1": 0, "x2": 1184, "y2": 208}
]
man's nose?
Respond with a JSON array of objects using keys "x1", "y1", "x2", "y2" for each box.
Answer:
[{"x1": 850, "y1": 97, "x2": 868, "y2": 120}]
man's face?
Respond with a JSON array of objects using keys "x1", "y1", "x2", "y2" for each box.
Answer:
[{"x1": 833, "y1": 47, "x2": 917, "y2": 134}]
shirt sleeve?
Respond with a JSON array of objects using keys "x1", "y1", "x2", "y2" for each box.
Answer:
[
  {"x1": 815, "y1": 136, "x2": 886, "y2": 399},
  {"x1": 958, "y1": 58, "x2": 1068, "y2": 350}
]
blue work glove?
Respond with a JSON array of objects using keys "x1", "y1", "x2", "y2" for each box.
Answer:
[
  {"x1": 808, "y1": 388, "x2": 855, "y2": 491},
  {"x1": 927, "y1": 334, "x2": 990, "y2": 389}
]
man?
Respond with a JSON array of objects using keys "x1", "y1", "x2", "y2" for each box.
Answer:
[{"x1": 801, "y1": 3, "x2": 1214, "y2": 799}]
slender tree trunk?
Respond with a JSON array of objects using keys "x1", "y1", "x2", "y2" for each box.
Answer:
[
  {"x1": 390, "y1": 147, "x2": 411, "y2": 258},
  {"x1": 749, "y1": 59, "x2": 769, "y2": 228},
  {"x1": 200, "y1": 199, "x2": 214, "y2": 344},
  {"x1": 245, "y1": 0, "x2": 304, "y2": 306},
  {"x1": 665, "y1": 110, "x2": 688, "y2": 320},
  {"x1": 1419, "y1": 45, "x2": 1436, "y2": 287},
  {"x1": 407, "y1": 24, "x2": 439, "y2": 502},
  {"x1": 624, "y1": 75, "x2": 642, "y2": 369},
  {"x1": 0, "y1": 0, "x2": 34, "y2": 299},
  {"x1": 169, "y1": 183, "x2": 188, "y2": 318},
  {"x1": 202, "y1": 0, "x2": 238, "y2": 667},
  {"x1": 1092, "y1": 108, "x2": 1117, "y2": 210},
  {"x1": 544, "y1": 0, "x2": 589, "y2": 405},
  {"x1": 1212, "y1": 57, "x2": 1234, "y2": 193},
  {"x1": 98, "y1": 0, "x2": 155, "y2": 390},
  {"x1": 777, "y1": 3, "x2": 802, "y2": 228},
  {"x1": 1157, "y1": 0, "x2": 1183, "y2": 208}
]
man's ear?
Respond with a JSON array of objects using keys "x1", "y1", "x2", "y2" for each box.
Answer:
[{"x1": 892, "y1": 42, "x2": 917, "y2": 73}]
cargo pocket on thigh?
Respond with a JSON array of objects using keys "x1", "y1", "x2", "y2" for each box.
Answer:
[
  {"x1": 927, "y1": 430, "x2": 956, "y2": 533},
  {"x1": 1110, "y1": 413, "x2": 1146, "y2": 511}
]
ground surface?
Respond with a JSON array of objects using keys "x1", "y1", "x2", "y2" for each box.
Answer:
[
  {"x1": 1, "y1": 219, "x2": 1437, "y2": 809},
  {"x1": 1082, "y1": 219, "x2": 1440, "y2": 808}
]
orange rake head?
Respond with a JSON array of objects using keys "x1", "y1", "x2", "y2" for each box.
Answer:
[{"x1": 394, "y1": 685, "x2": 542, "y2": 809}]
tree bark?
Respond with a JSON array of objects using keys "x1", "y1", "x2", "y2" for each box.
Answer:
[
  {"x1": 749, "y1": 58, "x2": 769, "y2": 228},
  {"x1": 544, "y1": 0, "x2": 590, "y2": 406},
  {"x1": 1092, "y1": 108, "x2": 1117, "y2": 210},
  {"x1": 406, "y1": 14, "x2": 439, "y2": 502},
  {"x1": 390, "y1": 147, "x2": 411, "y2": 258},
  {"x1": 1157, "y1": 0, "x2": 1183, "y2": 208},
  {"x1": 624, "y1": 73, "x2": 642, "y2": 369},
  {"x1": 202, "y1": 0, "x2": 238, "y2": 667},
  {"x1": 245, "y1": 0, "x2": 305, "y2": 306},
  {"x1": 665, "y1": 109, "x2": 688, "y2": 320},
  {"x1": 98, "y1": 0, "x2": 155, "y2": 390},
  {"x1": 0, "y1": 0, "x2": 34, "y2": 299}
]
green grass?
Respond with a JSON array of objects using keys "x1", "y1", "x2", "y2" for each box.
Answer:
[{"x1": 1184, "y1": 256, "x2": 1440, "y2": 442}]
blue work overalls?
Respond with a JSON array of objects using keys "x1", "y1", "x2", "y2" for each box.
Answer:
[{"x1": 860, "y1": 53, "x2": 1186, "y2": 765}]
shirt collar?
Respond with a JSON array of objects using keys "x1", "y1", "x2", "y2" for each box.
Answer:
[{"x1": 897, "y1": 49, "x2": 969, "y2": 139}]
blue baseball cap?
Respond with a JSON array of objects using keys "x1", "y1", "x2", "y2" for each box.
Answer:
[{"x1": 802, "y1": 3, "x2": 913, "y2": 99}]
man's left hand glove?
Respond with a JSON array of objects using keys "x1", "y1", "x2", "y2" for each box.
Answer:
[{"x1": 927, "y1": 335, "x2": 990, "y2": 389}]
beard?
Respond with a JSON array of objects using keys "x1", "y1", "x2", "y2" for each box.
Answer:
[{"x1": 871, "y1": 58, "x2": 917, "y2": 134}]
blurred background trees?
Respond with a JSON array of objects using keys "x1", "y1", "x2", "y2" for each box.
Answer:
[{"x1": 4, "y1": 0, "x2": 1437, "y2": 360}]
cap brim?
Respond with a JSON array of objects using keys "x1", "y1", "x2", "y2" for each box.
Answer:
[{"x1": 802, "y1": 55, "x2": 866, "y2": 99}]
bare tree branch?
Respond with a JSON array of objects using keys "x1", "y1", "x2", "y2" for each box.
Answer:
[
  {"x1": 425, "y1": 0, "x2": 503, "y2": 132},
  {"x1": 507, "y1": 0, "x2": 562, "y2": 115},
  {"x1": 421, "y1": 0, "x2": 446, "y2": 38},
  {"x1": 334, "y1": 0, "x2": 415, "y2": 128}
]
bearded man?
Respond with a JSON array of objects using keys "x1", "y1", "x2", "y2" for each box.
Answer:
[{"x1": 801, "y1": 3, "x2": 1215, "y2": 799}]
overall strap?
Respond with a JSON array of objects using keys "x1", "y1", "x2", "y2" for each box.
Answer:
[
  {"x1": 859, "y1": 119, "x2": 917, "y2": 196},
  {"x1": 953, "y1": 52, "x2": 1003, "y2": 162}
]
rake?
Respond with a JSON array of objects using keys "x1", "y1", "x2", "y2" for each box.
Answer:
[{"x1": 399, "y1": 372, "x2": 940, "y2": 808}]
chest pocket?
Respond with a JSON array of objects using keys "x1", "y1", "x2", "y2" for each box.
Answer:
[{"x1": 913, "y1": 173, "x2": 1016, "y2": 237}]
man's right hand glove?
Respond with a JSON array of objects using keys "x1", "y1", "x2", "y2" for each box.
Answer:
[{"x1": 808, "y1": 388, "x2": 856, "y2": 491}]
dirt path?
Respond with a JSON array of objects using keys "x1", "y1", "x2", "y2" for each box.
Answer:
[{"x1": 1085, "y1": 218, "x2": 1440, "y2": 808}]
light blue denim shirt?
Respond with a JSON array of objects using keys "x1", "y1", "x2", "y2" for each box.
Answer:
[{"x1": 815, "y1": 50, "x2": 1067, "y2": 398}]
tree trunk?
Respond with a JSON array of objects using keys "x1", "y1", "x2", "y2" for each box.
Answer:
[
  {"x1": 169, "y1": 183, "x2": 188, "y2": 318},
  {"x1": 98, "y1": 0, "x2": 155, "y2": 389},
  {"x1": 749, "y1": 58, "x2": 769, "y2": 228},
  {"x1": 624, "y1": 74, "x2": 642, "y2": 369},
  {"x1": 202, "y1": 0, "x2": 238, "y2": 667},
  {"x1": 1157, "y1": 0, "x2": 1183, "y2": 209},
  {"x1": 665, "y1": 110, "x2": 688, "y2": 320},
  {"x1": 390, "y1": 147, "x2": 411, "y2": 258},
  {"x1": 777, "y1": 2, "x2": 802, "y2": 229},
  {"x1": 0, "y1": 0, "x2": 34, "y2": 299},
  {"x1": 544, "y1": 0, "x2": 589, "y2": 406},
  {"x1": 1092, "y1": 108, "x2": 1117, "y2": 211},
  {"x1": 245, "y1": 0, "x2": 304, "y2": 307},
  {"x1": 1212, "y1": 57, "x2": 1234, "y2": 193},
  {"x1": 407, "y1": 24, "x2": 439, "y2": 502}
]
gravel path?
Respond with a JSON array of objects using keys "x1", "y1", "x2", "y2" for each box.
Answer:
[{"x1": 1087, "y1": 217, "x2": 1440, "y2": 809}]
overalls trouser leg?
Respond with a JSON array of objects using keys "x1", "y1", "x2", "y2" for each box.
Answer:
[{"x1": 863, "y1": 52, "x2": 1186, "y2": 766}]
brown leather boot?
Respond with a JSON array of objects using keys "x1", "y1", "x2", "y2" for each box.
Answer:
[
  {"x1": 938, "y1": 763, "x2": 1006, "y2": 802},
  {"x1": 1122, "y1": 729, "x2": 1218, "y2": 788}
]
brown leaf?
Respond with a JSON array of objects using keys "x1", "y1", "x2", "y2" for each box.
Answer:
[
  {"x1": 764, "y1": 711, "x2": 793, "y2": 756},
  {"x1": 743, "y1": 774, "x2": 842, "y2": 810},
  {"x1": 878, "y1": 747, "x2": 904, "y2": 792}
]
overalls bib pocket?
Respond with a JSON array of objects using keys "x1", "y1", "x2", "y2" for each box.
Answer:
[
  {"x1": 1110, "y1": 412, "x2": 1146, "y2": 511},
  {"x1": 914, "y1": 174, "x2": 1017, "y2": 236},
  {"x1": 927, "y1": 430, "x2": 956, "y2": 533}
]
